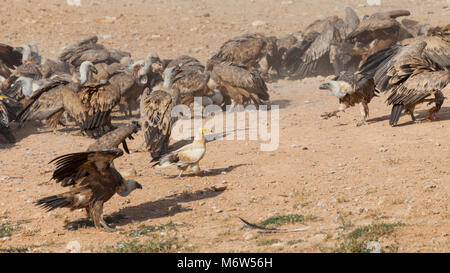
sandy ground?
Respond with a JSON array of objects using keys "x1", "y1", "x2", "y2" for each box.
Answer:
[{"x1": 0, "y1": 0, "x2": 449, "y2": 253}]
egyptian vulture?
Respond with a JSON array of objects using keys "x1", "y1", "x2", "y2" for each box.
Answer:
[
  {"x1": 359, "y1": 38, "x2": 450, "y2": 126},
  {"x1": 0, "y1": 93, "x2": 22, "y2": 143},
  {"x1": 319, "y1": 71, "x2": 377, "y2": 126},
  {"x1": 152, "y1": 128, "x2": 209, "y2": 178},
  {"x1": 140, "y1": 65, "x2": 181, "y2": 159},
  {"x1": 206, "y1": 60, "x2": 270, "y2": 107},
  {"x1": 36, "y1": 148, "x2": 142, "y2": 231}
]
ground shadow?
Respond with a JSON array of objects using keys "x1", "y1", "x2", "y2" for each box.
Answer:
[
  {"x1": 160, "y1": 163, "x2": 248, "y2": 179},
  {"x1": 63, "y1": 186, "x2": 226, "y2": 230},
  {"x1": 270, "y1": 99, "x2": 291, "y2": 110},
  {"x1": 367, "y1": 106, "x2": 450, "y2": 127}
]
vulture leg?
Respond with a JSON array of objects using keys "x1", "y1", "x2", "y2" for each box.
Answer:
[
  {"x1": 356, "y1": 102, "x2": 369, "y2": 127},
  {"x1": 423, "y1": 92, "x2": 445, "y2": 122},
  {"x1": 177, "y1": 166, "x2": 189, "y2": 179},
  {"x1": 91, "y1": 201, "x2": 115, "y2": 232},
  {"x1": 321, "y1": 103, "x2": 348, "y2": 119}
]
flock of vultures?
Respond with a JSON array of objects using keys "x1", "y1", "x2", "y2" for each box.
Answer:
[{"x1": 0, "y1": 7, "x2": 449, "y2": 231}]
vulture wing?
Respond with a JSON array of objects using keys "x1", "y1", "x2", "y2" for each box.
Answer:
[
  {"x1": 0, "y1": 94, "x2": 22, "y2": 143},
  {"x1": 87, "y1": 121, "x2": 141, "y2": 153},
  {"x1": 140, "y1": 89, "x2": 175, "y2": 158},
  {"x1": 0, "y1": 43, "x2": 22, "y2": 78},
  {"x1": 49, "y1": 148, "x2": 123, "y2": 187}
]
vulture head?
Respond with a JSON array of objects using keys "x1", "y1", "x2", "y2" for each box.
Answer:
[
  {"x1": 79, "y1": 61, "x2": 98, "y2": 84},
  {"x1": 117, "y1": 179, "x2": 143, "y2": 197},
  {"x1": 319, "y1": 79, "x2": 350, "y2": 99}
]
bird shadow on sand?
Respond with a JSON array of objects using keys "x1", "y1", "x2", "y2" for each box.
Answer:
[
  {"x1": 366, "y1": 107, "x2": 450, "y2": 127},
  {"x1": 159, "y1": 163, "x2": 248, "y2": 179},
  {"x1": 270, "y1": 99, "x2": 291, "y2": 110},
  {"x1": 113, "y1": 186, "x2": 226, "y2": 227}
]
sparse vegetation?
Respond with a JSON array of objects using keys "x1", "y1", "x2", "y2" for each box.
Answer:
[
  {"x1": 105, "y1": 237, "x2": 179, "y2": 253},
  {"x1": 257, "y1": 238, "x2": 281, "y2": 246},
  {"x1": 0, "y1": 220, "x2": 31, "y2": 238},
  {"x1": 335, "y1": 222, "x2": 406, "y2": 253},
  {"x1": 258, "y1": 214, "x2": 305, "y2": 228},
  {"x1": 124, "y1": 221, "x2": 182, "y2": 237}
]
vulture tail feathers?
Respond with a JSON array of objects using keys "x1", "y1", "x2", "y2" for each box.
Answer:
[
  {"x1": 390, "y1": 104, "x2": 404, "y2": 126},
  {"x1": 35, "y1": 195, "x2": 70, "y2": 212}
]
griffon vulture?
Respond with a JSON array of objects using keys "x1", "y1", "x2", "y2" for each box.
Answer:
[
  {"x1": 319, "y1": 71, "x2": 378, "y2": 126},
  {"x1": 36, "y1": 148, "x2": 142, "y2": 231},
  {"x1": 206, "y1": 60, "x2": 270, "y2": 107},
  {"x1": 359, "y1": 38, "x2": 450, "y2": 126},
  {"x1": 140, "y1": 65, "x2": 181, "y2": 159}
]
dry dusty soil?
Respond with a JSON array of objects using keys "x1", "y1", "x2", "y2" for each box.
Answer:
[{"x1": 0, "y1": 0, "x2": 449, "y2": 253}]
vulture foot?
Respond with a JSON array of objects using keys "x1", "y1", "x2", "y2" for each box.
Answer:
[
  {"x1": 356, "y1": 121, "x2": 367, "y2": 127},
  {"x1": 321, "y1": 111, "x2": 340, "y2": 119}
]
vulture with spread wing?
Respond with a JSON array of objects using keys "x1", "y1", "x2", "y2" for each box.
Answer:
[
  {"x1": 359, "y1": 37, "x2": 450, "y2": 126},
  {"x1": 319, "y1": 71, "x2": 378, "y2": 126},
  {"x1": 206, "y1": 60, "x2": 270, "y2": 107},
  {"x1": 36, "y1": 148, "x2": 142, "y2": 231},
  {"x1": 345, "y1": 10, "x2": 411, "y2": 66},
  {"x1": 140, "y1": 65, "x2": 181, "y2": 159}
]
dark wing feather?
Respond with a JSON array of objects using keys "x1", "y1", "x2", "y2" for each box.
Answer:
[
  {"x1": 49, "y1": 149, "x2": 123, "y2": 186},
  {"x1": 87, "y1": 121, "x2": 141, "y2": 152}
]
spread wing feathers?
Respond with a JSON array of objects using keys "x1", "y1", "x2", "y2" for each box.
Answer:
[
  {"x1": 0, "y1": 94, "x2": 22, "y2": 143},
  {"x1": 358, "y1": 41, "x2": 428, "y2": 92},
  {"x1": 296, "y1": 21, "x2": 340, "y2": 77},
  {"x1": 210, "y1": 33, "x2": 271, "y2": 68},
  {"x1": 347, "y1": 14, "x2": 403, "y2": 43},
  {"x1": 420, "y1": 36, "x2": 450, "y2": 68},
  {"x1": 211, "y1": 63, "x2": 269, "y2": 104},
  {"x1": 17, "y1": 79, "x2": 69, "y2": 123},
  {"x1": 48, "y1": 148, "x2": 123, "y2": 186},
  {"x1": 62, "y1": 82, "x2": 121, "y2": 131},
  {"x1": 343, "y1": 7, "x2": 360, "y2": 37},
  {"x1": 140, "y1": 90, "x2": 174, "y2": 157},
  {"x1": 282, "y1": 32, "x2": 320, "y2": 73},
  {"x1": 87, "y1": 121, "x2": 141, "y2": 153},
  {"x1": 59, "y1": 36, "x2": 103, "y2": 63},
  {"x1": 12, "y1": 63, "x2": 43, "y2": 80},
  {"x1": 0, "y1": 43, "x2": 22, "y2": 78},
  {"x1": 387, "y1": 70, "x2": 450, "y2": 106}
]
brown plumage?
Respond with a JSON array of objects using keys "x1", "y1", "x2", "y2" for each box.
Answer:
[
  {"x1": 346, "y1": 10, "x2": 411, "y2": 65},
  {"x1": 359, "y1": 38, "x2": 450, "y2": 126},
  {"x1": 319, "y1": 71, "x2": 378, "y2": 126},
  {"x1": 209, "y1": 33, "x2": 277, "y2": 74},
  {"x1": 0, "y1": 94, "x2": 22, "y2": 143},
  {"x1": 167, "y1": 56, "x2": 211, "y2": 106},
  {"x1": 140, "y1": 66, "x2": 181, "y2": 159},
  {"x1": 36, "y1": 149, "x2": 142, "y2": 231},
  {"x1": 0, "y1": 43, "x2": 22, "y2": 79},
  {"x1": 87, "y1": 121, "x2": 141, "y2": 154},
  {"x1": 207, "y1": 61, "x2": 270, "y2": 107}
]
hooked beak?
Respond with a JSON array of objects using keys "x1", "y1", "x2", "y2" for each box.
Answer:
[{"x1": 90, "y1": 66, "x2": 98, "y2": 75}]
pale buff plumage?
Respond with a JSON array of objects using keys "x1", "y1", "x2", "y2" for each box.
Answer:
[{"x1": 152, "y1": 128, "x2": 210, "y2": 178}]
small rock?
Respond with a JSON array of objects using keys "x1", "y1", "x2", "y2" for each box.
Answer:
[
  {"x1": 316, "y1": 201, "x2": 325, "y2": 207},
  {"x1": 281, "y1": 0, "x2": 293, "y2": 5},
  {"x1": 244, "y1": 232, "x2": 256, "y2": 240},
  {"x1": 379, "y1": 146, "x2": 388, "y2": 152},
  {"x1": 252, "y1": 20, "x2": 267, "y2": 27},
  {"x1": 290, "y1": 144, "x2": 302, "y2": 148},
  {"x1": 367, "y1": 0, "x2": 381, "y2": 6},
  {"x1": 366, "y1": 241, "x2": 381, "y2": 253},
  {"x1": 66, "y1": 240, "x2": 81, "y2": 253},
  {"x1": 203, "y1": 13, "x2": 210, "y2": 17}
]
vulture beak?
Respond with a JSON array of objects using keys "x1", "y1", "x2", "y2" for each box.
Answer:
[
  {"x1": 319, "y1": 82, "x2": 331, "y2": 90},
  {"x1": 91, "y1": 66, "x2": 98, "y2": 75}
]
